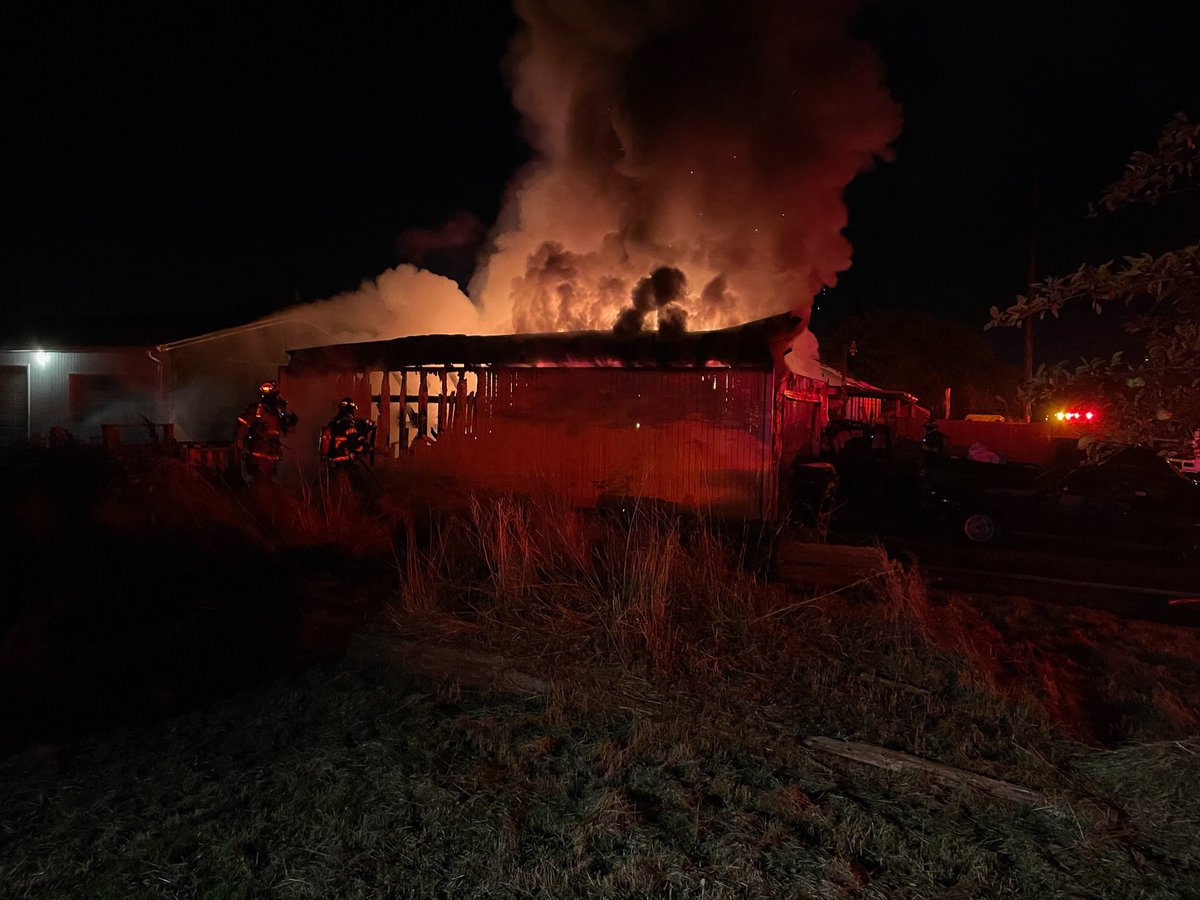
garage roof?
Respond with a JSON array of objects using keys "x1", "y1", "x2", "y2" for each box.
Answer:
[{"x1": 285, "y1": 312, "x2": 804, "y2": 372}]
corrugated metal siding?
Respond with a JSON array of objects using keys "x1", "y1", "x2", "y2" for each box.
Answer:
[
  {"x1": 391, "y1": 368, "x2": 776, "y2": 517},
  {"x1": 278, "y1": 363, "x2": 843, "y2": 518},
  {"x1": 0, "y1": 350, "x2": 162, "y2": 443},
  {"x1": 276, "y1": 367, "x2": 366, "y2": 476}
]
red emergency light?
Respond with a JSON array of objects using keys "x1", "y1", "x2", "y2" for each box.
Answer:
[{"x1": 1054, "y1": 409, "x2": 1097, "y2": 422}]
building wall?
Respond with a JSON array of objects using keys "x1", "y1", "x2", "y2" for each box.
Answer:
[
  {"x1": 0, "y1": 349, "x2": 163, "y2": 445},
  {"x1": 283, "y1": 364, "x2": 783, "y2": 517},
  {"x1": 276, "y1": 366, "x2": 369, "y2": 480}
]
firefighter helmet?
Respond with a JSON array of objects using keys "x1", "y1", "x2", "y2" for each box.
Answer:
[
  {"x1": 338, "y1": 397, "x2": 357, "y2": 414},
  {"x1": 259, "y1": 380, "x2": 279, "y2": 396}
]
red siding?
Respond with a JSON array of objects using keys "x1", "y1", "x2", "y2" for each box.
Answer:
[
  {"x1": 388, "y1": 368, "x2": 776, "y2": 518},
  {"x1": 278, "y1": 363, "x2": 843, "y2": 518}
]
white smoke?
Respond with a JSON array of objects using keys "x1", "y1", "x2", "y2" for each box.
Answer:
[{"x1": 260, "y1": 264, "x2": 497, "y2": 346}]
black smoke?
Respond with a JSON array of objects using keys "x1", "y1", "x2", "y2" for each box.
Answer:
[{"x1": 614, "y1": 266, "x2": 689, "y2": 335}]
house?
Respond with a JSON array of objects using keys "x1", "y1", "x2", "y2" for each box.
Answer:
[
  {"x1": 0, "y1": 345, "x2": 165, "y2": 447},
  {"x1": 819, "y1": 363, "x2": 927, "y2": 426},
  {"x1": 0, "y1": 313, "x2": 260, "y2": 448},
  {"x1": 280, "y1": 313, "x2": 827, "y2": 519}
]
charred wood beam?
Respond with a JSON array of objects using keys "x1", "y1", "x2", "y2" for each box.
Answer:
[
  {"x1": 417, "y1": 375, "x2": 429, "y2": 438},
  {"x1": 287, "y1": 312, "x2": 800, "y2": 372},
  {"x1": 376, "y1": 370, "x2": 391, "y2": 457}
]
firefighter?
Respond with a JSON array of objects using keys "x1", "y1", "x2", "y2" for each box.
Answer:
[
  {"x1": 321, "y1": 397, "x2": 376, "y2": 470},
  {"x1": 234, "y1": 380, "x2": 298, "y2": 480}
]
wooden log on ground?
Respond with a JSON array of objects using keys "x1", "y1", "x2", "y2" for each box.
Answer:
[
  {"x1": 803, "y1": 736, "x2": 1044, "y2": 806},
  {"x1": 776, "y1": 541, "x2": 890, "y2": 589}
]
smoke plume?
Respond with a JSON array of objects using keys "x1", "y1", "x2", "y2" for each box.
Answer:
[
  {"x1": 473, "y1": 0, "x2": 902, "y2": 333},
  {"x1": 261, "y1": 264, "x2": 488, "y2": 346},
  {"x1": 614, "y1": 266, "x2": 689, "y2": 336},
  {"x1": 250, "y1": 0, "x2": 899, "y2": 347}
]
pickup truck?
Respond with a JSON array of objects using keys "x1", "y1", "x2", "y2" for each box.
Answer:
[{"x1": 925, "y1": 445, "x2": 1200, "y2": 559}]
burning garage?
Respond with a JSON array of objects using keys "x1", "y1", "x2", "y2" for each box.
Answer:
[{"x1": 280, "y1": 312, "x2": 828, "y2": 519}]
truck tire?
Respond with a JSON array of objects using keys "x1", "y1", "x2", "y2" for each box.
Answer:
[{"x1": 963, "y1": 512, "x2": 1000, "y2": 544}]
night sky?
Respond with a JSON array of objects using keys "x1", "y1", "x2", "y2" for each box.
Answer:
[{"x1": 4, "y1": 2, "x2": 1198, "y2": 364}]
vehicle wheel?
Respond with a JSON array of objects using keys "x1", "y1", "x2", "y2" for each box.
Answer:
[{"x1": 962, "y1": 512, "x2": 999, "y2": 543}]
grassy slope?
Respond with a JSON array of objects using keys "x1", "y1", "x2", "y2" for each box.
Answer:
[
  {"x1": 1, "y1": 448, "x2": 1199, "y2": 898},
  {"x1": 3, "y1": 659, "x2": 1198, "y2": 898}
]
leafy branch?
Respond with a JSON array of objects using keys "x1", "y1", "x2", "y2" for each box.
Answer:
[{"x1": 985, "y1": 114, "x2": 1200, "y2": 446}]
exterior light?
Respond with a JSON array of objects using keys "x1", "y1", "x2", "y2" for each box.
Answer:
[
  {"x1": 1055, "y1": 411, "x2": 1065, "y2": 421},
  {"x1": 34, "y1": 351, "x2": 51, "y2": 367},
  {"x1": 1085, "y1": 411, "x2": 1095, "y2": 421}
]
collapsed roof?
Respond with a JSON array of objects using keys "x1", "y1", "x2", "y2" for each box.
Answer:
[{"x1": 285, "y1": 312, "x2": 805, "y2": 373}]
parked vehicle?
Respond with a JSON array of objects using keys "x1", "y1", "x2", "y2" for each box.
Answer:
[
  {"x1": 925, "y1": 445, "x2": 1200, "y2": 558},
  {"x1": 1168, "y1": 456, "x2": 1200, "y2": 484}
]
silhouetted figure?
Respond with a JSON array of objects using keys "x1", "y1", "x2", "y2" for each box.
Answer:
[
  {"x1": 234, "y1": 380, "x2": 298, "y2": 481},
  {"x1": 320, "y1": 397, "x2": 376, "y2": 470}
]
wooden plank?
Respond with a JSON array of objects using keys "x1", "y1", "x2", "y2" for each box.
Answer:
[
  {"x1": 776, "y1": 541, "x2": 889, "y2": 589},
  {"x1": 376, "y1": 370, "x2": 391, "y2": 456},
  {"x1": 803, "y1": 736, "x2": 1045, "y2": 806},
  {"x1": 777, "y1": 566, "x2": 892, "y2": 580},
  {"x1": 398, "y1": 370, "x2": 410, "y2": 450},
  {"x1": 439, "y1": 370, "x2": 449, "y2": 435},
  {"x1": 417, "y1": 372, "x2": 429, "y2": 438},
  {"x1": 455, "y1": 373, "x2": 468, "y2": 433},
  {"x1": 779, "y1": 543, "x2": 888, "y2": 566}
]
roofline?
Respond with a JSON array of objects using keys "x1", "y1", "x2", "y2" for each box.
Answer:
[
  {"x1": 841, "y1": 386, "x2": 922, "y2": 404},
  {"x1": 817, "y1": 363, "x2": 919, "y2": 403},
  {"x1": 285, "y1": 312, "x2": 804, "y2": 373},
  {"x1": 0, "y1": 345, "x2": 160, "y2": 355}
]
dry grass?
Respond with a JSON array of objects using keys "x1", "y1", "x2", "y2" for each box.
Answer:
[
  {"x1": 2, "y1": 654, "x2": 1198, "y2": 898},
  {"x1": 387, "y1": 492, "x2": 1200, "y2": 749},
  {"x1": 392, "y1": 495, "x2": 783, "y2": 675},
  {"x1": 3, "y1": 450, "x2": 1200, "y2": 897}
]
